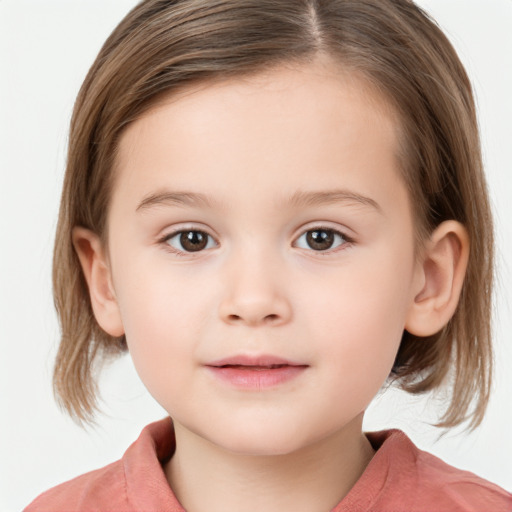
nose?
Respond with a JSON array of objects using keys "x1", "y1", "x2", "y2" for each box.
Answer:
[{"x1": 218, "y1": 251, "x2": 292, "y2": 327}]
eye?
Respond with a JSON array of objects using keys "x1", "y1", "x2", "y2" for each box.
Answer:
[
  {"x1": 163, "y1": 230, "x2": 217, "y2": 253},
  {"x1": 294, "y1": 228, "x2": 348, "y2": 252}
]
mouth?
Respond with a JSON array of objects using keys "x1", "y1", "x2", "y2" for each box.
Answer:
[
  {"x1": 207, "y1": 355, "x2": 306, "y2": 368},
  {"x1": 205, "y1": 355, "x2": 308, "y2": 389},
  {"x1": 216, "y1": 364, "x2": 292, "y2": 370}
]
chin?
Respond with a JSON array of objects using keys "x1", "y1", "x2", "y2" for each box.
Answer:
[{"x1": 207, "y1": 421, "x2": 317, "y2": 457}]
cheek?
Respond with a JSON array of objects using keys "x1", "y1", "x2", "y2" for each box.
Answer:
[
  {"x1": 114, "y1": 265, "x2": 213, "y2": 390},
  {"x1": 302, "y1": 247, "x2": 414, "y2": 382},
  {"x1": 117, "y1": 253, "x2": 211, "y2": 329}
]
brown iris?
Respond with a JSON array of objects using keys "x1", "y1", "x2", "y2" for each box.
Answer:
[
  {"x1": 306, "y1": 229, "x2": 335, "y2": 251},
  {"x1": 180, "y1": 231, "x2": 209, "y2": 252}
]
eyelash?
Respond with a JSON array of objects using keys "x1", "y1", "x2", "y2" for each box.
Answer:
[{"x1": 159, "y1": 226, "x2": 353, "y2": 257}]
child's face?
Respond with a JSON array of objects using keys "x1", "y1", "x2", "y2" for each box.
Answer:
[{"x1": 106, "y1": 60, "x2": 423, "y2": 455}]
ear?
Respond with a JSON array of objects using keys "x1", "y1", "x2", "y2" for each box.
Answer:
[
  {"x1": 72, "y1": 227, "x2": 125, "y2": 337},
  {"x1": 405, "y1": 220, "x2": 469, "y2": 337}
]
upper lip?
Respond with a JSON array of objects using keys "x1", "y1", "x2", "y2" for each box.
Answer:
[{"x1": 206, "y1": 355, "x2": 307, "y2": 368}]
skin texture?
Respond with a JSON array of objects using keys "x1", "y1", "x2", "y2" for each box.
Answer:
[{"x1": 73, "y1": 59, "x2": 469, "y2": 512}]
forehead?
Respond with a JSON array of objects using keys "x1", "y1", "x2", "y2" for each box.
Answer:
[
  {"x1": 112, "y1": 60, "x2": 403, "y2": 214},
  {"x1": 121, "y1": 59, "x2": 397, "y2": 144}
]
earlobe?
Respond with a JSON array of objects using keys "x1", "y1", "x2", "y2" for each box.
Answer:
[
  {"x1": 72, "y1": 227, "x2": 125, "y2": 337},
  {"x1": 405, "y1": 221, "x2": 469, "y2": 337}
]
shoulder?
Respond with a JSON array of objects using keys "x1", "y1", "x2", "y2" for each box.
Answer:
[
  {"x1": 23, "y1": 418, "x2": 178, "y2": 512},
  {"x1": 342, "y1": 429, "x2": 512, "y2": 512},
  {"x1": 411, "y1": 439, "x2": 512, "y2": 511},
  {"x1": 23, "y1": 459, "x2": 127, "y2": 511}
]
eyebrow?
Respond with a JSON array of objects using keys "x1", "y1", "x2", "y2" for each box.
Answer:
[
  {"x1": 136, "y1": 191, "x2": 221, "y2": 212},
  {"x1": 287, "y1": 189, "x2": 382, "y2": 213},
  {"x1": 136, "y1": 189, "x2": 382, "y2": 213}
]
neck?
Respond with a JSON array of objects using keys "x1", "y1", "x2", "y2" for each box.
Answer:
[{"x1": 164, "y1": 414, "x2": 375, "y2": 512}]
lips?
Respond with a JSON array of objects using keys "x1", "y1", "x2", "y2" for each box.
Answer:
[
  {"x1": 205, "y1": 355, "x2": 308, "y2": 389},
  {"x1": 208, "y1": 354, "x2": 304, "y2": 367}
]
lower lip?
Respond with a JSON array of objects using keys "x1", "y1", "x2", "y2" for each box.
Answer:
[{"x1": 206, "y1": 365, "x2": 307, "y2": 389}]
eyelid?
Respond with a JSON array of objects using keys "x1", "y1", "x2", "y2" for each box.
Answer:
[
  {"x1": 157, "y1": 222, "x2": 354, "y2": 256},
  {"x1": 159, "y1": 225, "x2": 219, "y2": 256},
  {"x1": 292, "y1": 224, "x2": 354, "y2": 254}
]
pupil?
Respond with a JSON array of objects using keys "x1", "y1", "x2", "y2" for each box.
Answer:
[
  {"x1": 307, "y1": 230, "x2": 334, "y2": 251},
  {"x1": 181, "y1": 231, "x2": 207, "y2": 252}
]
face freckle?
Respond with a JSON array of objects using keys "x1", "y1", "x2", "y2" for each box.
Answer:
[{"x1": 107, "y1": 60, "x2": 419, "y2": 456}]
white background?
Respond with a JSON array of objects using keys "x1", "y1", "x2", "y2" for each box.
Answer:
[{"x1": 1, "y1": 1, "x2": 511, "y2": 510}]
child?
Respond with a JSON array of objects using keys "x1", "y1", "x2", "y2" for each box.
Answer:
[{"x1": 24, "y1": 0, "x2": 512, "y2": 510}]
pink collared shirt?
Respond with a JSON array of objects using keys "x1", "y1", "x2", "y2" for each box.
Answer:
[{"x1": 25, "y1": 418, "x2": 512, "y2": 511}]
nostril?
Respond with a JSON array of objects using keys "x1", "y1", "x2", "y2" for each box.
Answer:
[
  {"x1": 225, "y1": 313, "x2": 280, "y2": 324},
  {"x1": 219, "y1": 295, "x2": 292, "y2": 326}
]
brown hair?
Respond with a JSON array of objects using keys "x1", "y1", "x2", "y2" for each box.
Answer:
[{"x1": 53, "y1": 0, "x2": 494, "y2": 429}]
